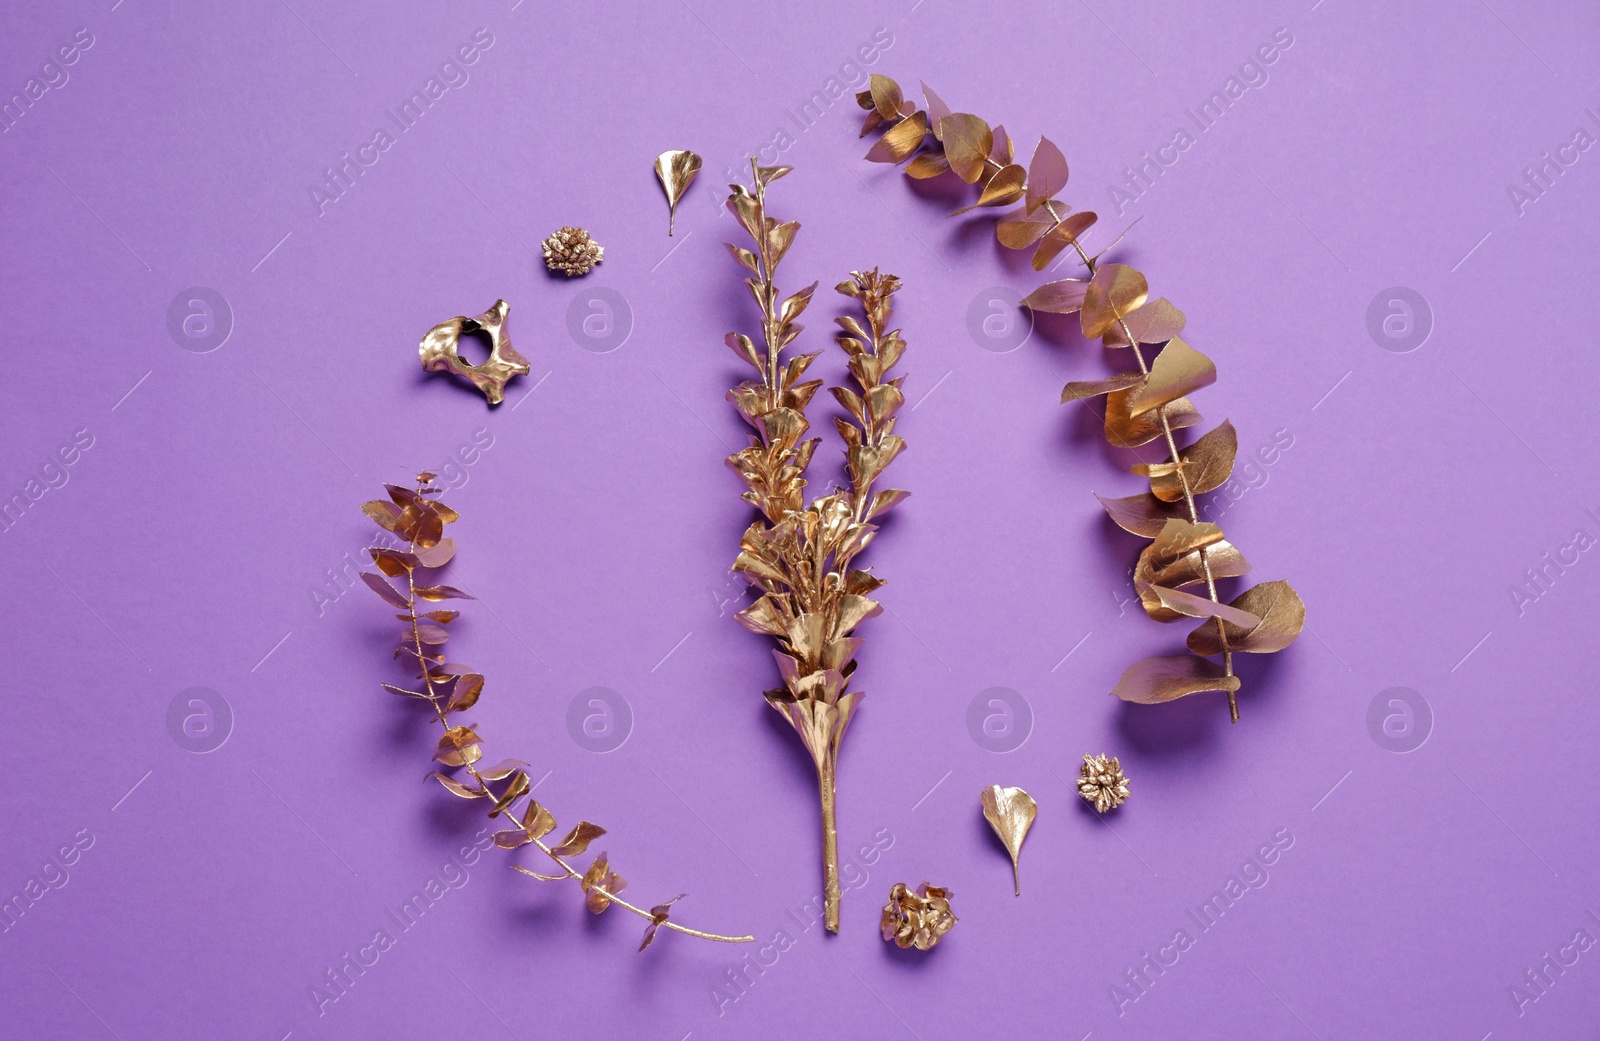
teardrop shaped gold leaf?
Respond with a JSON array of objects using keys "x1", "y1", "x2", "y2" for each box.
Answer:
[{"x1": 654, "y1": 149, "x2": 702, "y2": 236}]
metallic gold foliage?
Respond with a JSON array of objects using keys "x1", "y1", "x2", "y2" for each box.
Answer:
[
  {"x1": 419, "y1": 299, "x2": 531, "y2": 406},
  {"x1": 1077, "y1": 754, "x2": 1130, "y2": 813},
  {"x1": 654, "y1": 149, "x2": 702, "y2": 235},
  {"x1": 881, "y1": 883, "x2": 957, "y2": 951},
  {"x1": 979, "y1": 785, "x2": 1037, "y2": 895},
  {"x1": 723, "y1": 160, "x2": 909, "y2": 934},
  {"x1": 858, "y1": 74, "x2": 1304, "y2": 722},
  {"x1": 541, "y1": 225, "x2": 604, "y2": 277},
  {"x1": 360, "y1": 476, "x2": 751, "y2": 950}
]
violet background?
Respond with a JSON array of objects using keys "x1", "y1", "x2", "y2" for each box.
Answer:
[{"x1": 2, "y1": 0, "x2": 1597, "y2": 1037}]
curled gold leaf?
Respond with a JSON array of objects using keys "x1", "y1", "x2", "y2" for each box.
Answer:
[
  {"x1": 654, "y1": 149, "x2": 702, "y2": 236},
  {"x1": 979, "y1": 785, "x2": 1037, "y2": 895},
  {"x1": 1187, "y1": 580, "x2": 1307, "y2": 656},
  {"x1": 1080, "y1": 264, "x2": 1149, "y2": 339},
  {"x1": 1150, "y1": 421, "x2": 1236, "y2": 502},
  {"x1": 1111, "y1": 654, "x2": 1242, "y2": 705},
  {"x1": 1127, "y1": 337, "x2": 1216, "y2": 417}
]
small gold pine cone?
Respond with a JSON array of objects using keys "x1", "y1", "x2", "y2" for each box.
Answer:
[
  {"x1": 1077, "y1": 753, "x2": 1130, "y2": 813},
  {"x1": 541, "y1": 226, "x2": 604, "y2": 277}
]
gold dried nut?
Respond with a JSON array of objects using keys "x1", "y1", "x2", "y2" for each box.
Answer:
[
  {"x1": 418, "y1": 299, "x2": 530, "y2": 406},
  {"x1": 1077, "y1": 753, "x2": 1130, "y2": 813},
  {"x1": 880, "y1": 882, "x2": 956, "y2": 951},
  {"x1": 541, "y1": 225, "x2": 604, "y2": 276}
]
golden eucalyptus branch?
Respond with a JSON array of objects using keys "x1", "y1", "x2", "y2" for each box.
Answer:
[
  {"x1": 360, "y1": 475, "x2": 752, "y2": 950},
  {"x1": 858, "y1": 76, "x2": 1304, "y2": 721},
  {"x1": 722, "y1": 159, "x2": 908, "y2": 931}
]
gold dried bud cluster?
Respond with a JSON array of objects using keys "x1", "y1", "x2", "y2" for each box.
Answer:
[
  {"x1": 857, "y1": 73, "x2": 1305, "y2": 722},
  {"x1": 357, "y1": 474, "x2": 750, "y2": 951},
  {"x1": 881, "y1": 882, "x2": 957, "y2": 951},
  {"x1": 1077, "y1": 754, "x2": 1131, "y2": 813},
  {"x1": 541, "y1": 225, "x2": 604, "y2": 276}
]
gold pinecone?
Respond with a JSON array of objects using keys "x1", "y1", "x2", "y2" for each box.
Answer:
[
  {"x1": 881, "y1": 882, "x2": 957, "y2": 951},
  {"x1": 541, "y1": 226, "x2": 604, "y2": 277},
  {"x1": 1077, "y1": 753, "x2": 1130, "y2": 813}
]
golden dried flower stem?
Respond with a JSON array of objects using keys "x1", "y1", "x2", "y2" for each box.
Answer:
[{"x1": 394, "y1": 482, "x2": 752, "y2": 945}]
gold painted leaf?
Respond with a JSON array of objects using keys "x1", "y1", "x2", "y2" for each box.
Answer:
[
  {"x1": 414, "y1": 584, "x2": 475, "y2": 602},
  {"x1": 1062, "y1": 371, "x2": 1144, "y2": 403},
  {"x1": 512, "y1": 865, "x2": 567, "y2": 882},
  {"x1": 415, "y1": 623, "x2": 450, "y2": 645},
  {"x1": 1026, "y1": 136, "x2": 1069, "y2": 213},
  {"x1": 478, "y1": 758, "x2": 527, "y2": 781},
  {"x1": 362, "y1": 500, "x2": 401, "y2": 532},
  {"x1": 921, "y1": 81, "x2": 951, "y2": 139},
  {"x1": 1021, "y1": 277, "x2": 1089, "y2": 314},
  {"x1": 394, "y1": 504, "x2": 444, "y2": 548},
  {"x1": 979, "y1": 785, "x2": 1037, "y2": 895},
  {"x1": 1110, "y1": 298, "x2": 1187, "y2": 346},
  {"x1": 433, "y1": 724, "x2": 482, "y2": 767},
  {"x1": 1135, "y1": 519, "x2": 1251, "y2": 593},
  {"x1": 381, "y1": 682, "x2": 430, "y2": 700},
  {"x1": 1187, "y1": 580, "x2": 1307, "y2": 656},
  {"x1": 429, "y1": 771, "x2": 483, "y2": 799},
  {"x1": 494, "y1": 829, "x2": 532, "y2": 850},
  {"x1": 360, "y1": 572, "x2": 409, "y2": 609},
  {"x1": 1127, "y1": 338, "x2": 1216, "y2": 417},
  {"x1": 867, "y1": 73, "x2": 903, "y2": 119},
  {"x1": 989, "y1": 125, "x2": 1013, "y2": 165},
  {"x1": 551, "y1": 821, "x2": 607, "y2": 858},
  {"x1": 1111, "y1": 655, "x2": 1242, "y2": 704},
  {"x1": 951, "y1": 162, "x2": 1024, "y2": 214},
  {"x1": 1138, "y1": 584, "x2": 1260, "y2": 628},
  {"x1": 1080, "y1": 263, "x2": 1149, "y2": 339},
  {"x1": 1094, "y1": 491, "x2": 1190, "y2": 537},
  {"x1": 444, "y1": 673, "x2": 483, "y2": 712},
  {"x1": 638, "y1": 894, "x2": 685, "y2": 951},
  {"x1": 905, "y1": 150, "x2": 951, "y2": 179},
  {"x1": 1031, "y1": 211, "x2": 1098, "y2": 271},
  {"x1": 654, "y1": 149, "x2": 702, "y2": 236},
  {"x1": 489, "y1": 771, "x2": 531, "y2": 817},
  {"x1": 1150, "y1": 421, "x2": 1236, "y2": 502},
  {"x1": 414, "y1": 538, "x2": 456, "y2": 568},
  {"x1": 370, "y1": 548, "x2": 418, "y2": 577},
  {"x1": 940, "y1": 113, "x2": 993, "y2": 183},
  {"x1": 1104, "y1": 386, "x2": 1201, "y2": 448},
  {"x1": 837, "y1": 593, "x2": 882, "y2": 634},
  {"x1": 865, "y1": 111, "x2": 927, "y2": 164},
  {"x1": 523, "y1": 799, "x2": 558, "y2": 839},
  {"x1": 996, "y1": 208, "x2": 1057, "y2": 249}
]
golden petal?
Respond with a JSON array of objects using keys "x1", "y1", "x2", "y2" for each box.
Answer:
[{"x1": 979, "y1": 785, "x2": 1037, "y2": 895}]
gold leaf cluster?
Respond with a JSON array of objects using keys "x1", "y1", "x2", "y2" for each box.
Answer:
[
  {"x1": 858, "y1": 74, "x2": 1305, "y2": 721},
  {"x1": 359, "y1": 475, "x2": 751, "y2": 950},
  {"x1": 881, "y1": 882, "x2": 957, "y2": 951},
  {"x1": 723, "y1": 159, "x2": 910, "y2": 932}
]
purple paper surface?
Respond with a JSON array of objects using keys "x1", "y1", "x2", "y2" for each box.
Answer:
[{"x1": 3, "y1": 0, "x2": 1598, "y2": 1037}]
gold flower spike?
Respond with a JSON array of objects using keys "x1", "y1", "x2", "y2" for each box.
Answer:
[
  {"x1": 881, "y1": 882, "x2": 957, "y2": 951},
  {"x1": 980, "y1": 785, "x2": 1037, "y2": 895},
  {"x1": 1077, "y1": 753, "x2": 1130, "y2": 813},
  {"x1": 542, "y1": 226, "x2": 604, "y2": 276},
  {"x1": 654, "y1": 149, "x2": 702, "y2": 235},
  {"x1": 419, "y1": 299, "x2": 530, "y2": 406}
]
